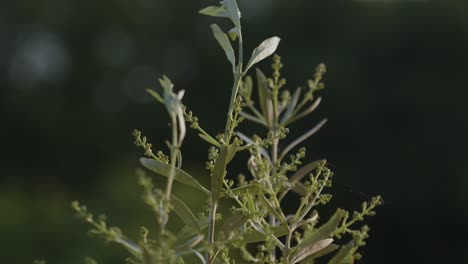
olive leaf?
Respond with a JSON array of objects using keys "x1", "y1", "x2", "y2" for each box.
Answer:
[
  {"x1": 210, "y1": 24, "x2": 236, "y2": 69},
  {"x1": 280, "y1": 87, "x2": 301, "y2": 124},
  {"x1": 256, "y1": 68, "x2": 274, "y2": 127},
  {"x1": 291, "y1": 209, "x2": 343, "y2": 257},
  {"x1": 245, "y1": 37, "x2": 281, "y2": 72},
  {"x1": 328, "y1": 241, "x2": 355, "y2": 264},
  {"x1": 228, "y1": 27, "x2": 239, "y2": 41},
  {"x1": 198, "y1": 6, "x2": 228, "y2": 18},
  {"x1": 289, "y1": 238, "x2": 334, "y2": 264},
  {"x1": 223, "y1": 0, "x2": 241, "y2": 27},
  {"x1": 211, "y1": 145, "x2": 229, "y2": 200},
  {"x1": 171, "y1": 194, "x2": 201, "y2": 232},
  {"x1": 237, "y1": 225, "x2": 289, "y2": 243},
  {"x1": 220, "y1": 213, "x2": 249, "y2": 237},
  {"x1": 140, "y1": 158, "x2": 210, "y2": 196},
  {"x1": 146, "y1": 88, "x2": 164, "y2": 104},
  {"x1": 198, "y1": 133, "x2": 221, "y2": 147},
  {"x1": 300, "y1": 244, "x2": 339, "y2": 262}
]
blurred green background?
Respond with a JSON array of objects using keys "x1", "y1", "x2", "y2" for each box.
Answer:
[{"x1": 1, "y1": 0, "x2": 467, "y2": 263}]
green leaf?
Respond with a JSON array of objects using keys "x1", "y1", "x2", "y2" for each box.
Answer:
[
  {"x1": 289, "y1": 160, "x2": 326, "y2": 185},
  {"x1": 220, "y1": 213, "x2": 249, "y2": 237},
  {"x1": 328, "y1": 241, "x2": 355, "y2": 264},
  {"x1": 280, "y1": 87, "x2": 301, "y2": 124},
  {"x1": 175, "y1": 234, "x2": 204, "y2": 251},
  {"x1": 171, "y1": 194, "x2": 201, "y2": 232},
  {"x1": 228, "y1": 27, "x2": 239, "y2": 41},
  {"x1": 293, "y1": 209, "x2": 343, "y2": 253},
  {"x1": 245, "y1": 37, "x2": 281, "y2": 72},
  {"x1": 290, "y1": 238, "x2": 334, "y2": 264},
  {"x1": 242, "y1": 75, "x2": 253, "y2": 99},
  {"x1": 146, "y1": 88, "x2": 164, "y2": 104},
  {"x1": 198, "y1": 133, "x2": 221, "y2": 147},
  {"x1": 226, "y1": 138, "x2": 238, "y2": 163},
  {"x1": 211, "y1": 145, "x2": 229, "y2": 200},
  {"x1": 256, "y1": 68, "x2": 273, "y2": 127},
  {"x1": 304, "y1": 243, "x2": 340, "y2": 261},
  {"x1": 176, "y1": 217, "x2": 209, "y2": 243},
  {"x1": 224, "y1": 0, "x2": 241, "y2": 27},
  {"x1": 140, "y1": 158, "x2": 210, "y2": 196},
  {"x1": 238, "y1": 226, "x2": 288, "y2": 243},
  {"x1": 259, "y1": 194, "x2": 286, "y2": 225},
  {"x1": 210, "y1": 24, "x2": 236, "y2": 69},
  {"x1": 198, "y1": 5, "x2": 228, "y2": 18},
  {"x1": 230, "y1": 183, "x2": 261, "y2": 195}
]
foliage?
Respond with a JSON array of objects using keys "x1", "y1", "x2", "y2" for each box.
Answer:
[{"x1": 70, "y1": 1, "x2": 382, "y2": 263}]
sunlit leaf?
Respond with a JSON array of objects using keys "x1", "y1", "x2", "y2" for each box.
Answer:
[
  {"x1": 210, "y1": 24, "x2": 236, "y2": 69},
  {"x1": 294, "y1": 209, "x2": 343, "y2": 252},
  {"x1": 228, "y1": 27, "x2": 239, "y2": 41},
  {"x1": 198, "y1": 133, "x2": 221, "y2": 147},
  {"x1": 245, "y1": 37, "x2": 281, "y2": 72},
  {"x1": 198, "y1": 6, "x2": 228, "y2": 18},
  {"x1": 304, "y1": 243, "x2": 339, "y2": 261},
  {"x1": 290, "y1": 238, "x2": 334, "y2": 264},
  {"x1": 224, "y1": 0, "x2": 241, "y2": 27},
  {"x1": 140, "y1": 158, "x2": 210, "y2": 196}
]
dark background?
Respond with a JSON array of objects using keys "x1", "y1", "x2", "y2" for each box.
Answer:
[{"x1": 1, "y1": 0, "x2": 467, "y2": 263}]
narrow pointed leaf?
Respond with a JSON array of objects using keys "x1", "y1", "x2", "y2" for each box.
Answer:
[
  {"x1": 140, "y1": 158, "x2": 210, "y2": 196},
  {"x1": 212, "y1": 145, "x2": 229, "y2": 200},
  {"x1": 284, "y1": 97, "x2": 322, "y2": 126},
  {"x1": 239, "y1": 111, "x2": 266, "y2": 125},
  {"x1": 175, "y1": 234, "x2": 204, "y2": 251},
  {"x1": 224, "y1": 0, "x2": 241, "y2": 27},
  {"x1": 245, "y1": 37, "x2": 281, "y2": 71},
  {"x1": 259, "y1": 194, "x2": 286, "y2": 225},
  {"x1": 228, "y1": 27, "x2": 239, "y2": 41},
  {"x1": 146, "y1": 89, "x2": 164, "y2": 104},
  {"x1": 226, "y1": 138, "x2": 238, "y2": 163},
  {"x1": 294, "y1": 209, "x2": 343, "y2": 253},
  {"x1": 280, "y1": 87, "x2": 301, "y2": 124},
  {"x1": 242, "y1": 75, "x2": 253, "y2": 99},
  {"x1": 328, "y1": 241, "x2": 355, "y2": 264},
  {"x1": 198, "y1": 133, "x2": 221, "y2": 147},
  {"x1": 171, "y1": 194, "x2": 201, "y2": 232},
  {"x1": 198, "y1": 6, "x2": 228, "y2": 18},
  {"x1": 220, "y1": 213, "x2": 249, "y2": 237},
  {"x1": 210, "y1": 24, "x2": 236, "y2": 68},
  {"x1": 238, "y1": 226, "x2": 288, "y2": 243},
  {"x1": 235, "y1": 131, "x2": 269, "y2": 159},
  {"x1": 290, "y1": 238, "x2": 334, "y2": 264},
  {"x1": 256, "y1": 68, "x2": 273, "y2": 127},
  {"x1": 279, "y1": 119, "x2": 328, "y2": 161},
  {"x1": 177, "y1": 217, "x2": 209, "y2": 242},
  {"x1": 305, "y1": 243, "x2": 339, "y2": 261},
  {"x1": 289, "y1": 160, "x2": 326, "y2": 185}
]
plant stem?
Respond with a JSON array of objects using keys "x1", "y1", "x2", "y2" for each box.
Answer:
[
  {"x1": 206, "y1": 199, "x2": 218, "y2": 264},
  {"x1": 166, "y1": 113, "x2": 178, "y2": 201},
  {"x1": 207, "y1": 26, "x2": 244, "y2": 264}
]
